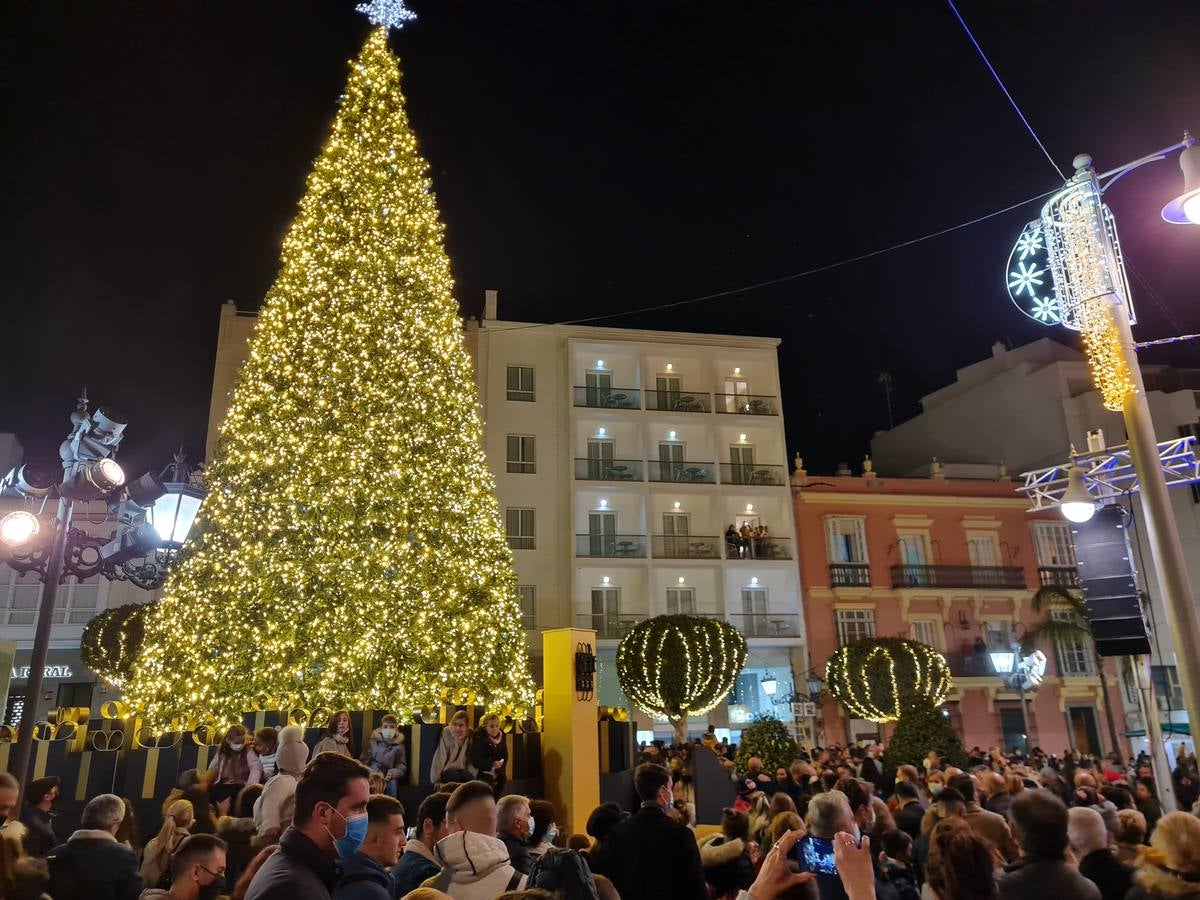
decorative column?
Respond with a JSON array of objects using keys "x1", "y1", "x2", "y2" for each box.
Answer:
[{"x1": 540, "y1": 628, "x2": 600, "y2": 834}]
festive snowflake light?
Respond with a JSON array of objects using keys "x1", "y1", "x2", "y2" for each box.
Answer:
[
  {"x1": 1005, "y1": 220, "x2": 1061, "y2": 327},
  {"x1": 1008, "y1": 261, "x2": 1046, "y2": 297},
  {"x1": 356, "y1": 0, "x2": 417, "y2": 29},
  {"x1": 1015, "y1": 224, "x2": 1044, "y2": 260},
  {"x1": 1031, "y1": 296, "x2": 1061, "y2": 324}
]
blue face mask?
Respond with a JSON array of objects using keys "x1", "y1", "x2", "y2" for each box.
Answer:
[
  {"x1": 328, "y1": 807, "x2": 369, "y2": 858},
  {"x1": 545, "y1": 824, "x2": 559, "y2": 845}
]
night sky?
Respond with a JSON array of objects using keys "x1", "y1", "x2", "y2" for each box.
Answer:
[{"x1": 2, "y1": 1, "x2": 1199, "y2": 479}]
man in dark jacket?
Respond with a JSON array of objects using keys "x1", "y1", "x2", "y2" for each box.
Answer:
[
  {"x1": 392, "y1": 791, "x2": 450, "y2": 897},
  {"x1": 998, "y1": 790, "x2": 1101, "y2": 900},
  {"x1": 497, "y1": 794, "x2": 534, "y2": 874},
  {"x1": 336, "y1": 795, "x2": 405, "y2": 900},
  {"x1": 246, "y1": 751, "x2": 372, "y2": 900},
  {"x1": 892, "y1": 781, "x2": 924, "y2": 840},
  {"x1": 20, "y1": 775, "x2": 60, "y2": 858},
  {"x1": 605, "y1": 763, "x2": 707, "y2": 900},
  {"x1": 46, "y1": 793, "x2": 142, "y2": 900},
  {"x1": 1069, "y1": 806, "x2": 1133, "y2": 900}
]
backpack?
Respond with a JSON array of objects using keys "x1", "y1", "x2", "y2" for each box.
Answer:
[{"x1": 527, "y1": 848, "x2": 600, "y2": 900}]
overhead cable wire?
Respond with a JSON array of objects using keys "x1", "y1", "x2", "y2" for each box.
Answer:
[
  {"x1": 484, "y1": 185, "x2": 1058, "y2": 333},
  {"x1": 945, "y1": 0, "x2": 1066, "y2": 181}
]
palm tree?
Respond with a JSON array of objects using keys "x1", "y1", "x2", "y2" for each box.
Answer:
[{"x1": 1022, "y1": 585, "x2": 1123, "y2": 756}]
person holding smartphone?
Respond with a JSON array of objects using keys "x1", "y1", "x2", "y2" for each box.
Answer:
[
  {"x1": 469, "y1": 714, "x2": 508, "y2": 794},
  {"x1": 794, "y1": 792, "x2": 898, "y2": 900}
]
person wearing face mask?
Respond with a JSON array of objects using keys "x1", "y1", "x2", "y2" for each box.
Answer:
[
  {"x1": 604, "y1": 763, "x2": 707, "y2": 900},
  {"x1": 496, "y1": 795, "x2": 534, "y2": 874},
  {"x1": 361, "y1": 715, "x2": 407, "y2": 798},
  {"x1": 19, "y1": 776, "x2": 60, "y2": 858},
  {"x1": 334, "y1": 795, "x2": 405, "y2": 900},
  {"x1": 527, "y1": 799, "x2": 559, "y2": 859},
  {"x1": 209, "y1": 725, "x2": 264, "y2": 808},
  {"x1": 138, "y1": 834, "x2": 228, "y2": 900},
  {"x1": 245, "y1": 752, "x2": 372, "y2": 900}
]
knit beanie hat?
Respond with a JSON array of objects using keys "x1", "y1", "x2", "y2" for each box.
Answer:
[{"x1": 276, "y1": 725, "x2": 310, "y2": 775}]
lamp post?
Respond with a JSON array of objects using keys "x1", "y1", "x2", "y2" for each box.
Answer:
[
  {"x1": 1008, "y1": 133, "x2": 1200, "y2": 745},
  {"x1": 988, "y1": 642, "x2": 1047, "y2": 757},
  {"x1": 0, "y1": 396, "x2": 203, "y2": 799}
]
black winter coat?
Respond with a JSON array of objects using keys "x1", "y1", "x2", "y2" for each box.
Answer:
[
  {"x1": 1078, "y1": 849, "x2": 1133, "y2": 900},
  {"x1": 47, "y1": 831, "x2": 142, "y2": 900},
  {"x1": 605, "y1": 802, "x2": 707, "y2": 900},
  {"x1": 468, "y1": 728, "x2": 507, "y2": 778},
  {"x1": 19, "y1": 804, "x2": 58, "y2": 858}
]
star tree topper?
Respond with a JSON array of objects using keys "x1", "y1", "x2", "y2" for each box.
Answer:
[{"x1": 356, "y1": 0, "x2": 417, "y2": 29}]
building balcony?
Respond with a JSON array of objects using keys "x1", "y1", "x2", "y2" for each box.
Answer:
[
  {"x1": 829, "y1": 563, "x2": 872, "y2": 588},
  {"x1": 944, "y1": 650, "x2": 1002, "y2": 678},
  {"x1": 1038, "y1": 566, "x2": 1081, "y2": 589},
  {"x1": 944, "y1": 649, "x2": 1094, "y2": 679},
  {"x1": 574, "y1": 458, "x2": 644, "y2": 481},
  {"x1": 724, "y1": 536, "x2": 792, "y2": 561},
  {"x1": 715, "y1": 394, "x2": 778, "y2": 416},
  {"x1": 573, "y1": 386, "x2": 641, "y2": 409},
  {"x1": 646, "y1": 460, "x2": 716, "y2": 483},
  {"x1": 728, "y1": 613, "x2": 801, "y2": 638},
  {"x1": 889, "y1": 564, "x2": 1026, "y2": 590},
  {"x1": 719, "y1": 463, "x2": 787, "y2": 486},
  {"x1": 576, "y1": 613, "x2": 647, "y2": 640},
  {"x1": 651, "y1": 534, "x2": 722, "y2": 559},
  {"x1": 575, "y1": 534, "x2": 647, "y2": 558},
  {"x1": 645, "y1": 389, "x2": 712, "y2": 413}
]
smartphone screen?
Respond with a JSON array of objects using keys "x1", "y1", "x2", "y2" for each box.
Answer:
[{"x1": 793, "y1": 835, "x2": 839, "y2": 876}]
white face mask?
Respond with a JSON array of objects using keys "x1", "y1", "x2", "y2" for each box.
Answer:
[
  {"x1": 381, "y1": 728, "x2": 395, "y2": 740},
  {"x1": 229, "y1": 742, "x2": 244, "y2": 752}
]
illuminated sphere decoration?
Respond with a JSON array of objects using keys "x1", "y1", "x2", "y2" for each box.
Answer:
[
  {"x1": 825, "y1": 637, "x2": 953, "y2": 723},
  {"x1": 617, "y1": 615, "x2": 746, "y2": 742}
]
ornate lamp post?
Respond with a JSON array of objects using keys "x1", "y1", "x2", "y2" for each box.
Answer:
[{"x1": 0, "y1": 395, "x2": 204, "y2": 797}]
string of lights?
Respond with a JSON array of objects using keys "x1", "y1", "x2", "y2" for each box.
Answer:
[{"x1": 1134, "y1": 332, "x2": 1200, "y2": 349}]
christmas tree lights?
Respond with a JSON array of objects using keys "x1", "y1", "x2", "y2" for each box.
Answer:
[{"x1": 125, "y1": 27, "x2": 534, "y2": 728}]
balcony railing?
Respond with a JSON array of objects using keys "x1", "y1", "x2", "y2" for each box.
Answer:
[
  {"x1": 719, "y1": 463, "x2": 787, "y2": 486},
  {"x1": 645, "y1": 390, "x2": 712, "y2": 413},
  {"x1": 715, "y1": 394, "x2": 778, "y2": 416},
  {"x1": 945, "y1": 649, "x2": 1095, "y2": 679},
  {"x1": 574, "y1": 458, "x2": 644, "y2": 481},
  {"x1": 724, "y1": 536, "x2": 792, "y2": 560},
  {"x1": 573, "y1": 386, "x2": 641, "y2": 409},
  {"x1": 646, "y1": 460, "x2": 716, "y2": 483},
  {"x1": 576, "y1": 613, "x2": 646, "y2": 639},
  {"x1": 728, "y1": 613, "x2": 801, "y2": 637},
  {"x1": 651, "y1": 534, "x2": 722, "y2": 559},
  {"x1": 575, "y1": 534, "x2": 647, "y2": 558},
  {"x1": 1038, "y1": 566, "x2": 1081, "y2": 588},
  {"x1": 889, "y1": 564, "x2": 1026, "y2": 589},
  {"x1": 829, "y1": 563, "x2": 872, "y2": 587},
  {"x1": 944, "y1": 651, "x2": 1002, "y2": 678}
]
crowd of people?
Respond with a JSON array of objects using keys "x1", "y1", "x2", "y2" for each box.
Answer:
[
  {"x1": 725, "y1": 523, "x2": 774, "y2": 559},
  {"x1": 5, "y1": 717, "x2": 1200, "y2": 900}
]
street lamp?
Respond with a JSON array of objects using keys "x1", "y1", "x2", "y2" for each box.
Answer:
[
  {"x1": 988, "y1": 641, "x2": 1046, "y2": 756},
  {"x1": 761, "y1": 673, "x2": 778, "y2": 697},
  {"x1": 1059, "y1": 466, "x2": 1097, "y2": 523},
  {"x1": 1004, "y1": 132, "x2": 1200, "y2": 758},
  {"x1": 0, "y1": 395, "x2": 204, "y2": 800}
]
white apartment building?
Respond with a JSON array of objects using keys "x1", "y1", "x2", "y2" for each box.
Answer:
[
  {"x1": 871, "y1": 337, "x2": 1200, "y2": 752},
  {"x1": 205, "y1": 294, "x2": 806, "y2": 739}
]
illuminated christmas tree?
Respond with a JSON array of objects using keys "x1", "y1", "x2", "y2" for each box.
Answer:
[{"x1": 126, "y1": 17, "x2": 534, "y2": 727}]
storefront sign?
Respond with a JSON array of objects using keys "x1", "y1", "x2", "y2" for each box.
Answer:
[{"x1": 10, "y1": 665, "x2": 73, "y2": 680}]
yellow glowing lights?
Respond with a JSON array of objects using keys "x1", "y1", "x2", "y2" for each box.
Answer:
[
  {"x1": 824, "y1": 638, "x2": 952, "y2": 724},
  {"x1": 0, "y1": 511, "x2": 40, "y2": 548},
  {"x1": 124, "y1": 28, "x2": 534, "y2": 728},
  {"x1": 1079, "y1": 296, "x2": 1136, "y2": 412}
]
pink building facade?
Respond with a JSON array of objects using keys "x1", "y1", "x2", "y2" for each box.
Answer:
[{"x1": 792, "y1": 463, "x2": 1130, "y2": 757}]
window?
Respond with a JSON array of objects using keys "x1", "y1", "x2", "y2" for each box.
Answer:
[
  {"x1": 0, "y1": 566, "x2": 41, "y2": 625},
  {"x1": 1033, "y1": 522, "x2": 1077, "y2": 567},
  {"x1": 56, "y1": 682, "x2": 94, "y2": 709},
  {"x1": 506, "y1": 365, "x2": 535, "y2": 401},
  {"x1": 742, "y1": 588, "x2": 769, "y2": 636},
  {"x1": 910, "y1": 618, "x2": 941, "y2": 648},
  {"x1": 1051, "y1": 609, "x2": 1094, "y2": 676},
  {"x1": 506, "y1": 435, "x2": 536, "y2": 474},
  {"x1": 826, "y1": 518, "x2": 868, "y2": 564},
  {"x1": 983, "y1": 620, "x2": 1011, "y2": 649},
  {"x1": 505, "y1": 508, "x2": 535, "y2": 550},
  {"x1": 1152, "y1": 665, "x2": 1185, "y2": 712},
  {"x1": 53, "y1": 576, "x2": 101, "y2": 625},
  {"x1": 517, "y1": 585, "x2": 536, "y2": 631},
  {"x1": 591, "y1": 587, "x2": 621, "y2": 638},
  {"x1": 836, "y1": 609, "x2": 876, "y2": 646},
  {"x1": 896, "y1": 534, "x2": 927, "y2": 566},
  {"x1": 967, "y1": 535, "x2": 998, "y2": 567},
  {"x1": 666, "y1": 587, "x2": 695, "y2": 615}
]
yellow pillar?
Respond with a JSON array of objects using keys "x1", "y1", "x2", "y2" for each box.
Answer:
[{"x1": 540, "y1": 628, "x2": 600, "y2": 835}]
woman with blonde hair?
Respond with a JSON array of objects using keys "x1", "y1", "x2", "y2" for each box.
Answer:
[
  {"x1": 764, "y1": 811, "x2": 802, "y2": 855},
  {"x1": 139, "y1": 798, "x2": 194, "y2": 888},
  {"x1": 1114, "y1": 808, "x2": 1148, "y2": 866},
  {"x1": 1128, "y1": 811, "x2": 1200, "y2": 900},
  {"x1": 746, "y1": 791, "x2": 772, "y2": 845}
]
